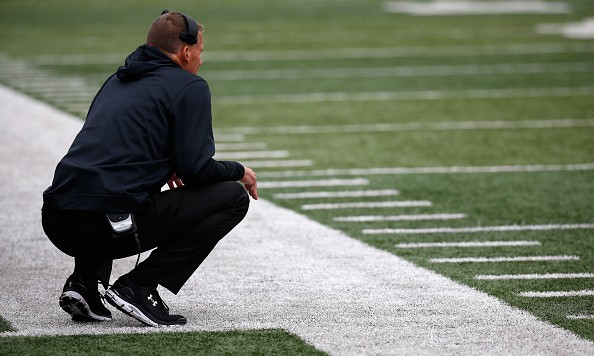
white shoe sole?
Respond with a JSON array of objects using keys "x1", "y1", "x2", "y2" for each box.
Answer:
[{"x1": 59, "y1": 290, "x2": 112, "y2": 321}]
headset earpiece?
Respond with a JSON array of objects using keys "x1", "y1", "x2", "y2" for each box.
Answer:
[{"x1": 161, "y1": 9, "x2": 198, "y2": 45}]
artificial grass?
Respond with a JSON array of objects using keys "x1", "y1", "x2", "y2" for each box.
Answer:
[
  {"x1": 0, "y1": 329, "x2": 327, "y2": 356},
  {"x1": 0, "y1": 316, "x2": 15, "y2": 333}
]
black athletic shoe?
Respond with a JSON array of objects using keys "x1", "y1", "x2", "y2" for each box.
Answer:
[
  {"x1": 59, "y1": 275, "x2": 112, "y2": 322},
  {"x1": 105, "y1": 275, "x2": 187, "y2": 327}
]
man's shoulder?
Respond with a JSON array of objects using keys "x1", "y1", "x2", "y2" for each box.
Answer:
[{"x1": 161, "y1": 67, "x2": 207, "y2": 83}]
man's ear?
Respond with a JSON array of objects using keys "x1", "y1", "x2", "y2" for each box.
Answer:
[{"x1": 182, "y1": 45, "x2": 192, "y2": 62}]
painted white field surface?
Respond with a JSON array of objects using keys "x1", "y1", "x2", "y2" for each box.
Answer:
[
  {"x1": 537, "y1": 18, "x2": 594, "y2": 39},
  {"x1": 384, "y1": 1, "x2": 569, "y2": 15},
  {"x1": 1, "y1": 84, "x2": 593, "y2": 355}
]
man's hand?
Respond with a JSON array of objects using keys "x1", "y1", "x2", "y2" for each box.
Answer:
[
  {"x1": 167, "y1": 173, "x2": 184, "y2": 190},
  {"x1": 240, "y1": 166, "x2": 258, "y2": 200}
]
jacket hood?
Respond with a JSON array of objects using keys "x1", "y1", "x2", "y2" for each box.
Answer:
[{"x1": 116, "y1": 45, "x2": 179, "y2": 82}]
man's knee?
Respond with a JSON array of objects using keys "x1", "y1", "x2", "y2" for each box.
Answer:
[{"x1": 227, "y1": 181, "x2": 250, "y2": 215}]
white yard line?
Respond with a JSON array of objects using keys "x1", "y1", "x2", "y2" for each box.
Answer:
[
  {"x1": 475, "y1": 273, "x2": 594, "y2": 280},
  {"x1": 430, "y1": 255, "x2": 580, "y2": 263},
  {"x1": 274, "y1": 189, "x2": 399, "y2": 199},
  {"x1": 260, "y1": 163, "x2": 594, "y2": 178},
  {"x1": 206, "y1": 62, "x2": 594, "y2": 81},
  {"x1": 217, "y1": 142, "x2": 268, "y2": 151},
  {"x1": 217, "y1": 118, "x2": 594, "y2": 136},
  {"x1": 335, "y1": 213, "x2": 465, "y2": 222},
  {"x1": 302, "y1": 200, "x2": 432, "y2": 211},
  {"x1": 25, "y1": 43, "x2": 594, "y2": 63},
  {"x1": 215, "y1": 87, "x2": 594, "y2": 104},
  {"x1": 519, "y1": 290, "x2": 594, "y2": 298},
  {"x1": 214, "y1": 150, "x2": 289, "y2": 159},
  {"x1": 258, "y1": 178, "x2": 369, "y2": 189},
  {"x1": 215, "y1": 134, "x2": 246, "y2": 142},
  {"x1": 239, "y1": 160, "x2": 313, "y2": 168},
  {"x1": 1, "y1": 85, "x2": 594, "y2": 355},
  {"x1": 395, "y1": 240, "x2": 540, "y2": 248},
  {"x1": 363, "y1": 224, "x2": 594, "y2": 235},
  {"x1": 567, "y1": 314, "x2": 594, "y2": 320},
  {"x1": 384, "y1": 1, "x2": 569, "y2": 16}
]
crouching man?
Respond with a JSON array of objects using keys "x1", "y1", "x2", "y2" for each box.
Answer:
[{"x1": 42, "y1": 10, "x2": 258, "y2": 326}]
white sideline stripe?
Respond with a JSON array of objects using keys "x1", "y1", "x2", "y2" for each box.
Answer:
[
  {"x1": 239, "y1": 160, "x2": 313, "y2": 168},
  {"x1": 430, "y1": 255, "x2": 580, "y2": 263},
  {"x1": 214, "y1": 150, "x2": 289, "y2": 159},
  {"x1": 475, "y1": 273, "x2": 594, "y2": 280},
  {"x1": 518, "y1": 290, "x2": 594, "y2": 298},
  {"x1": 363, "y1": 224, "x2": 594, "y2": 235},
  {"x1": 335, "y1": 213, "x2": 465, "y2": 222},
  {"x1": 395, "y1": 240, "x2": 540, "y2": 249},
  {"x1": 206, "y1": 62, "x2": 594, "y2": 81},
  {"x1": 259, "y1": 178, "x2": 369, "y2": 189},
  {"x1": 274, "y1": 189, "x2": 399, "y2": 199},
  {"x1": 302, "y1": 200, "x2": 432, "y2": 210},
  {"x1": 384, "y1": 1, "x2": 569, "y2": 15},
  {"x1": 567, "y1": 314, "x2": 594, "y2": 320},
  {"x1": 215, "y1": 87, "x2": 594, "y2": 104},
  {"x1": 217, "y1": 142, "x2": 267, "y2": 150},
  {"x1": 217, "y1": 118, "x2": 594, "y2": 136},
  {"x1": 259, "y1": 163, "x2": 594, "y2": 178},
  {"x1": 25, "y1": 43, "x2": 594, "y2": 63}
]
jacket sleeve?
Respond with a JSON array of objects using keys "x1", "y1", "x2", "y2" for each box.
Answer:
[{"x1": 170, "y1": 79, "x2": 244, "y2": 186}]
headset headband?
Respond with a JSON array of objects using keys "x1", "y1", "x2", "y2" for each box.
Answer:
[{"x1": 161, "y1": 9, "x2": 198, "y2": 45}]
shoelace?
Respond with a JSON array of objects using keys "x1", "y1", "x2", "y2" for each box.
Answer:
[{"x1": 98, "y1": 291, "x2": 109, "y2": 307}]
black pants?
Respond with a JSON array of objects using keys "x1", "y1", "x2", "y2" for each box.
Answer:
[{"x1": 42, "y1": 181, "x2": 250, "y2": 294}]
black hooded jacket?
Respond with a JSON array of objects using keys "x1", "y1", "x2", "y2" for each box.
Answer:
[{"x1": 42, "y1": 45, "x2": 244, "y2": 213}]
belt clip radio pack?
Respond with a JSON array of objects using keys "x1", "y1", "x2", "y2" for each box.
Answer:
[{"x1": 106, "y1": 213, "x2": 137, "y2": 238}]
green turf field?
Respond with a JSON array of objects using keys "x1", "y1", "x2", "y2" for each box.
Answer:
[{"x1": 1, "y1": 0, "x2": 593, "y2": 352}]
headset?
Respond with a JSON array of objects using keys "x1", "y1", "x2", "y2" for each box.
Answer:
[{"x1": 161, "y1": 9, "x2": 198, "y2": 44}]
